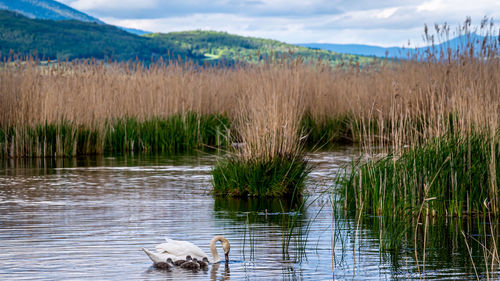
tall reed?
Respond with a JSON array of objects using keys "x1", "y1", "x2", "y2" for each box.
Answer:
[
  {"x1": 0, "y1": 57, "x2": 358, "y2": 157},
  {"x1": 340, "y1": 18, "x2": 500, "y2": 217},
  {"x1": 2, "y1": 20, "x2": 500, "y2": 207},
  {"x1": 211, "y1": 62, "x2": 311, "y2": 197}
]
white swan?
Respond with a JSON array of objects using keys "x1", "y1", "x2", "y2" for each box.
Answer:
[{"x1": 142, "y1": 235, "x2": 230, "y2": 265}]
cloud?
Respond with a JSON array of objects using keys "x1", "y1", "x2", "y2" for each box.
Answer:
[
  {"x1": 101, "y1": 12, "x2": 423, "y2": 46},
  {"x1": 59, "y1": 0, "x2": 343, "y2": 18},
  {"x1": 62, "y1": 0, "x2": 159, "y2": 10}
]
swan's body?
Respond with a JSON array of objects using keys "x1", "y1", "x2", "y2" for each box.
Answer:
[
  {"x1": 156, "y1": 238, "x2": 208, "y2": 260},
  {"x1": 142, "y1": 235, "x2": 230, "y2": 265},
  {"x1": 142, "y1": 248, "x2": 180, "y2": 264}
]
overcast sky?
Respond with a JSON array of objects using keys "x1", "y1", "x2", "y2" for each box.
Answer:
[{"x1": 58, "y1": 0, "x2": 500, "y2": 47}]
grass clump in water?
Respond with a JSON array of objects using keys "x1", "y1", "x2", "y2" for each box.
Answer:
[
  {"x1": 337, "y1": 21, "x2": 500, "y2": 218},
  {"x1": 341, "y1": 132, "x2": 500, "y2": 217},
  {"x1": 212, "y1": 154, "x2": 310, "y2": 197},
  {"x1": 211, "y1": 62, "x2": 310, "y2": 197}
]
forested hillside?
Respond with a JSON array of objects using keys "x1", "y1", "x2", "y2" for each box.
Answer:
[
  {"x1": 149, "y1": 30, "x2": 371, "y2": 64},
  {"x1": 0, "y1": 10, "x2": 372, "y2": 65},
  {"x1": 0, "y1": 10, "x2": 190, "y2": 61}
]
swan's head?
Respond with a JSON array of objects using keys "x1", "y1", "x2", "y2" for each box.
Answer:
[{"x1": 221, "y1": 237, "x2": 230, "y2": 261}]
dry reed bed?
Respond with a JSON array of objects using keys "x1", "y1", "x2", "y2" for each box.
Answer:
[
  {"x1": 339, "y1": 29, "x2": 500, "y2": 216},
  {"x1": 1, "y1": 52, "x2": 500, "y2": 155},
  {"x1": 1, "y1": 32, "x2": 500, "y2": 199}
]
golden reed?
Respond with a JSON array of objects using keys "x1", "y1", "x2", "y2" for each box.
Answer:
[{"x1": 1, "y1": 21, "x2": 499, "y2": 159}]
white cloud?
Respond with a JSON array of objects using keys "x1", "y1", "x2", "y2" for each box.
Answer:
[
  {"x1": 376, "y1": 7, "x2": 399, "y2": 19},
  {"x1": 102, "y1": 13, "x2": 423, "y2": 46},
  {"x1": 417, "y1": 0, "x2": 445, "y2": 12}
]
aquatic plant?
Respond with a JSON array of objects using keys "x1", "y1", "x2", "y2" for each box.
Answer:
[
  {"x1": 210, "y1": 61, "x2": 311, "y2": 197},
  {"x1": 338, "y1": 19, "x2": 500, "y2": 217},
  {"x1": 341, "y1": 207, "x2": 500, "y2": 279},
  {"x1": 342, "y1": 132, "x2": 500, "y2": 217},
  {"x1": 0, "y1": 18, "x2": 499, "y2": 199},
  {"x1": 0, "y1": 114, "x2": 230, "y2": 157},
  {"x1": 212, "y1": 155, "x2": 310, "y2": 197},
  {"x1": 103, "y1": 113, "x2": 230, "y2": 154}
]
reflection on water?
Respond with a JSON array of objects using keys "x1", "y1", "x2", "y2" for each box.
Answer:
[
  {"x1": 0, "y1": 149, "x2": 498, "y2": 280},
  {"x1": 349, "y1": 212, "x2": 500, "y2": 280},
  {"x1": 214, "y1": 197, "x2": 305, "y2": 227},
  {"x1": 215, "y1": 196, "x2": 309, "y2": 263}
]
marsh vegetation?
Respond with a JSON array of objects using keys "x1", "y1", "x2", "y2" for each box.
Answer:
[{"x1": 1, "y1": 19, "x2": 500, "y2": 202}]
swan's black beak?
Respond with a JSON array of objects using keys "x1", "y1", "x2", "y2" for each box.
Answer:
[{"x1": 225, "y1": 252, "x2": 229, "y2": 261}]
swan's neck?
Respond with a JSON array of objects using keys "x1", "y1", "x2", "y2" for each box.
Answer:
[
  {"x1": 209, "y1": 235, "x2": 229, "y2": 263},
  {"x1": 209, "y1": 237, "x2": 222, "y2": 263}
]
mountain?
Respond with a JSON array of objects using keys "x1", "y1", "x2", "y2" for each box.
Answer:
[
  {"x1": 0, "y1": 10, "x2": 187, "y2": 61},
  {"x1": 299, "y1": 33, "x2": 493, "y2": 58},
  {"x1": 0, "y1": 0, "x2": 150, "y2": 35},
  {"x1": 0, "y1": 10, "x2": 372, "y2": 65},
  {"x1": 0, "y1": 0, "x2": 102, "y2": 23}
]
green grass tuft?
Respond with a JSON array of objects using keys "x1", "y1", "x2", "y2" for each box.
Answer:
[
  {"x1": 103, "y1": 113, "x2": 230, "y2": 154},
  {"x1": 212, "y1": 155, "x2": 310, "y2": 198},
  {"x1": 0, "y1": 113, "x2": 231, "y2": 157},
  {"x1": 341, "y1": 132, "x2": 500, "y2": 217}
]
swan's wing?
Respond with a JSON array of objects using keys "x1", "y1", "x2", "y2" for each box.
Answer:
[{"x1": 156, "y1": 240, "x2": 208, "y2": 259}]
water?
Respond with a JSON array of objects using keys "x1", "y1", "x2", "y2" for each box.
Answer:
[{"x1": 0, "y1": 150, "x2": 498, "y2": 280}]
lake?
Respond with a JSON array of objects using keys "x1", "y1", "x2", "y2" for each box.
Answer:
[{"x1": 0, "y1": 149, "x2": 497, "y2": 280}]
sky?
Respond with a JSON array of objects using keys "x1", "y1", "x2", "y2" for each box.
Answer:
[{"x1": 58, "y1": 0, "x2": 500, "y2": 47}]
